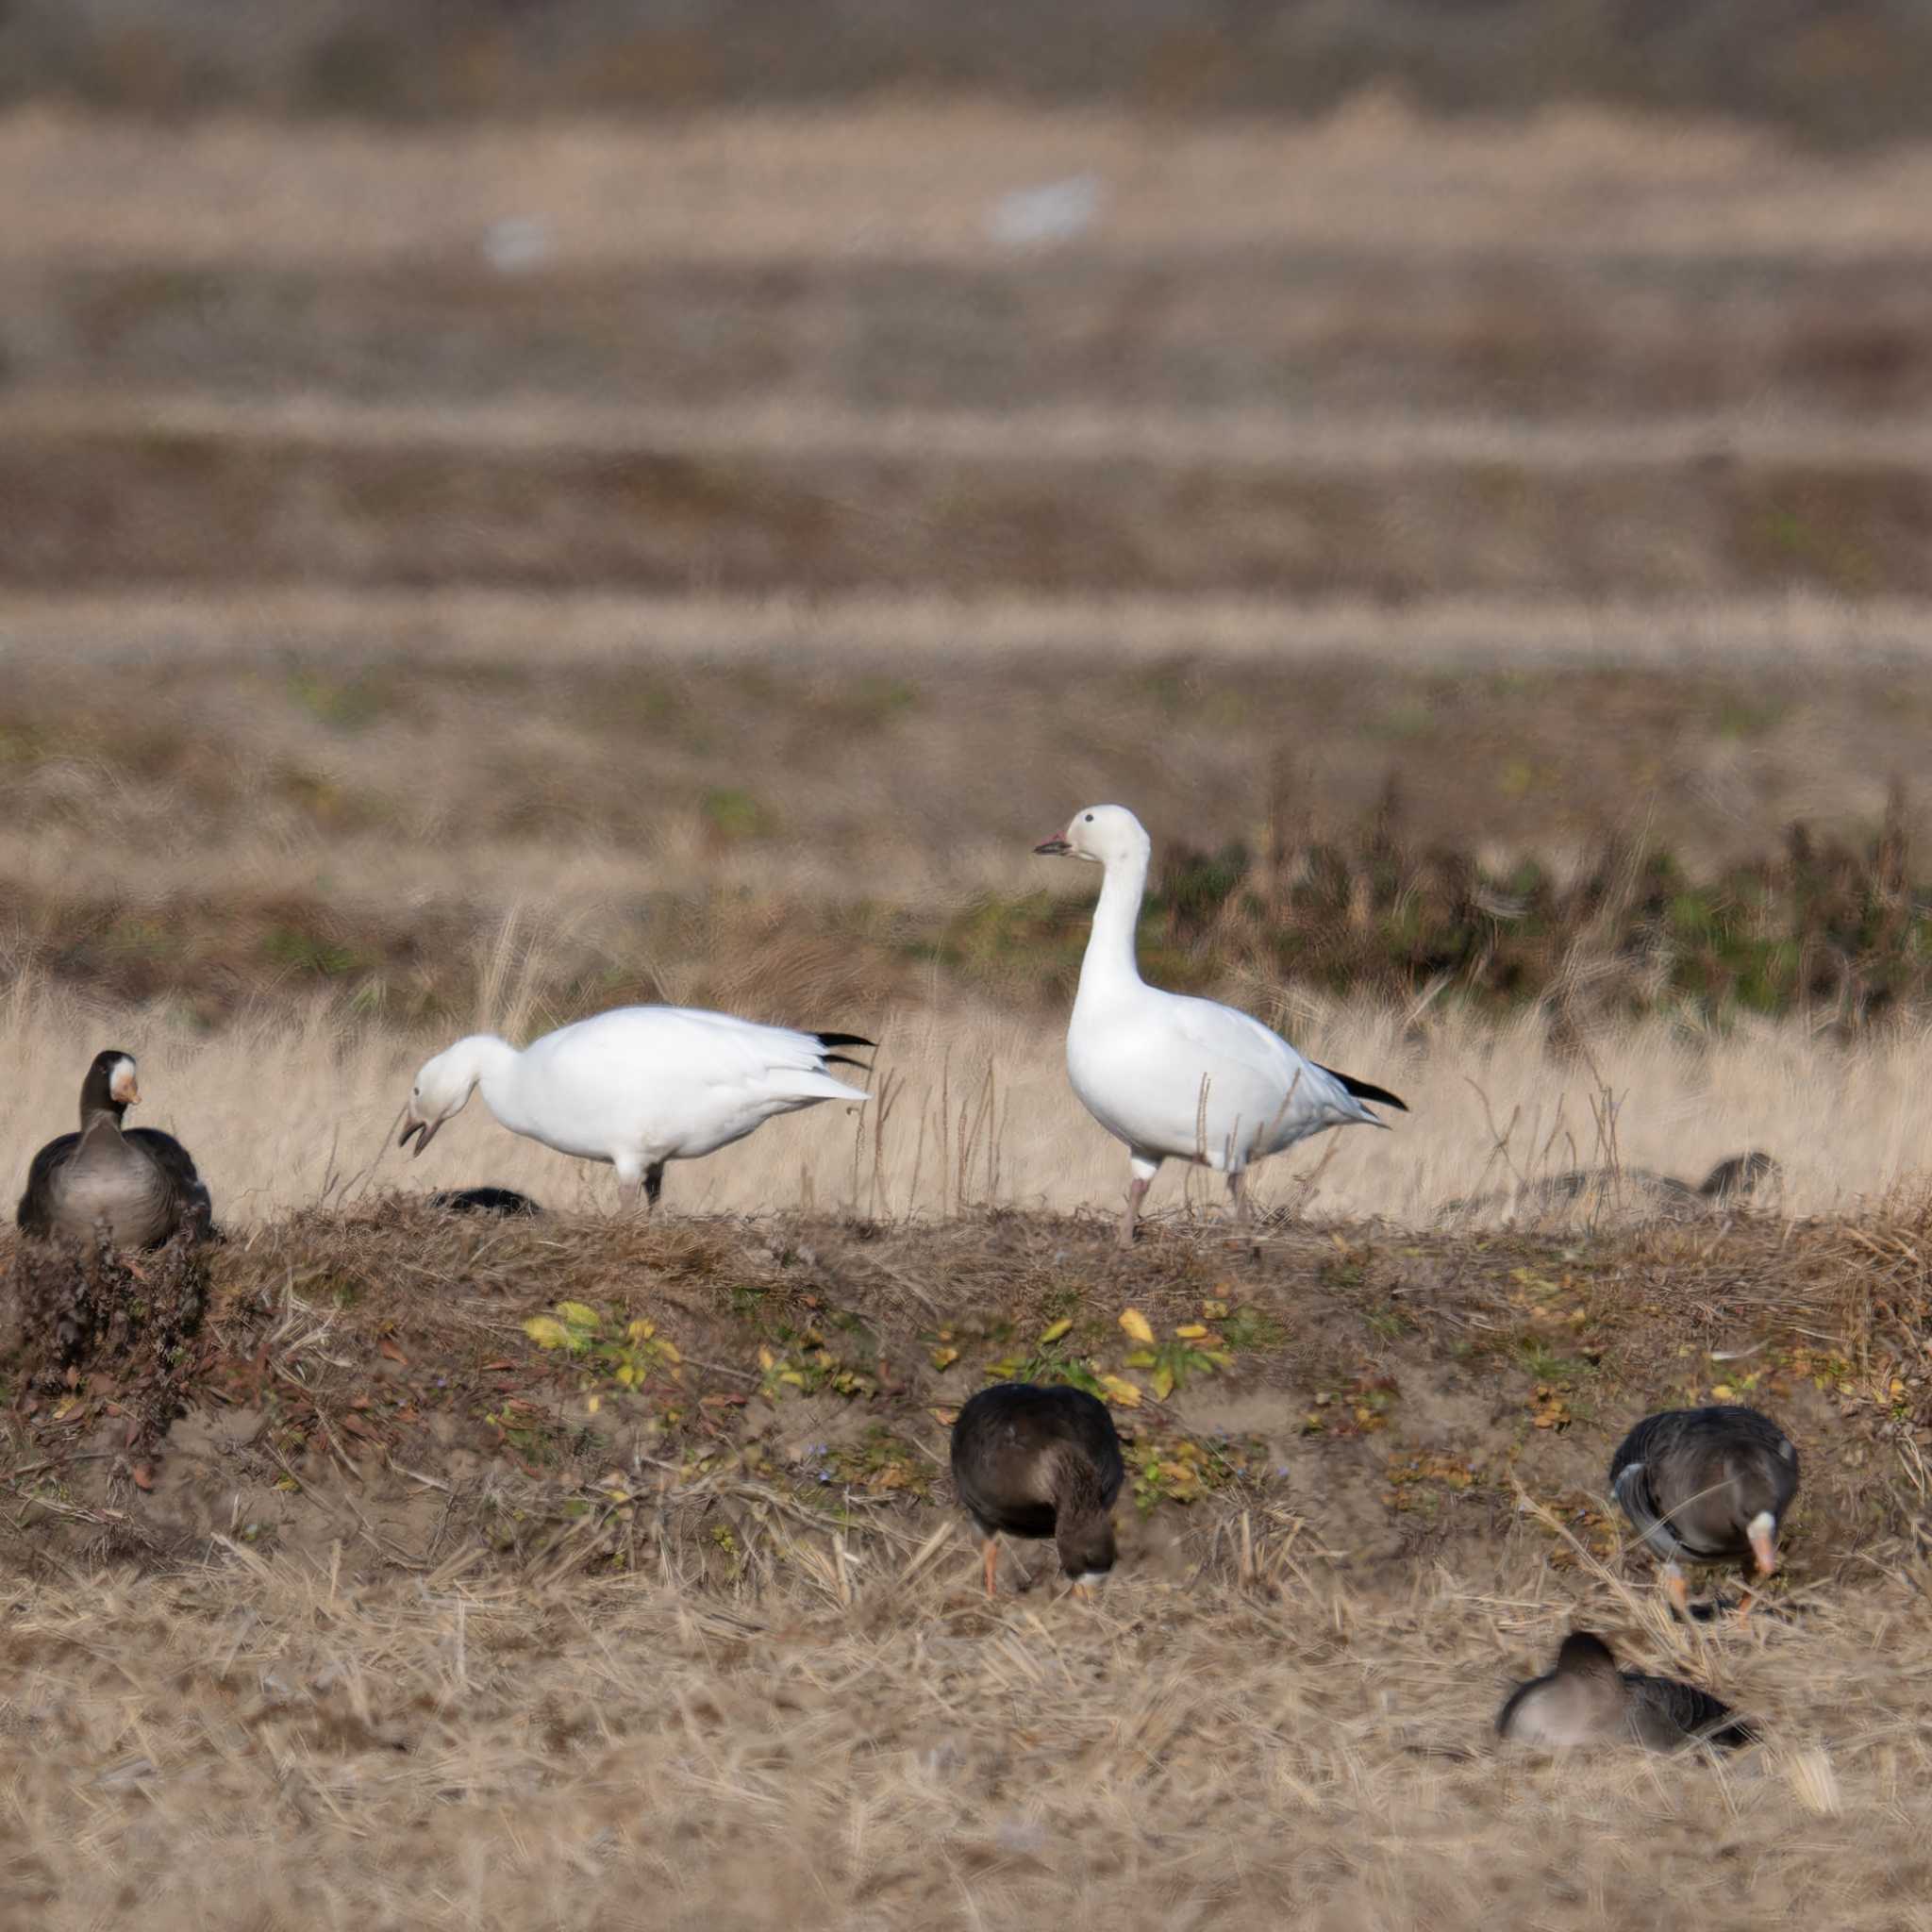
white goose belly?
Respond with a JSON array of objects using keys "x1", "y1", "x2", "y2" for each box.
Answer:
[{"x1": 1066, "y1": 1024, "x2": 1289, "y2": 1170}]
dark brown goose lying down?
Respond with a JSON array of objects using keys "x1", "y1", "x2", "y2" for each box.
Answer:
[
  {"x1": 429, "y1": 1186, "x2": 543, "y2": 1218},
  {"x1": 1611, "y1": 1405, "x2": 1798, "y2": 1619},
  {"x1": 15, "y1": 1051, "x2": 214, "y2": 1249},
  {"x1": 1445, "y1": 1151, "x2": 1779, "y2": 1226},
  {"x1": 1497, "y1": 1631, "x2": 1756, "y2": 1752},
  {"x1": 950, "y1": 1382, "x2": 1125, "y2": 1597}
]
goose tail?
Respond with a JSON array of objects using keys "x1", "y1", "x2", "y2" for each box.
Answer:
[{"x1": 1315, "y1": 1062, "x2": 1408, "y2": 1120}]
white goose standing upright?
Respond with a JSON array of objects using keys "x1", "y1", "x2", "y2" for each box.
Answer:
[
  {"x1": 398, "y1": 1006, "x2": 872, "y2": 1212},
  {"x1": 1036, "y1": 805, "x2": 1406, "y2": 1243}
]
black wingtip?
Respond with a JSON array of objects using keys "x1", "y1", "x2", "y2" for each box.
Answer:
[
  {"x1": 822, "y1": 1054, "x2": 870, "y2": 1072},
  {"x1": 814, "y1": 1031, "x2": 875, "y2": 1051},
  {"x1": 1318, "y1": 1063, "x2": 1408, "y2": 1112}
]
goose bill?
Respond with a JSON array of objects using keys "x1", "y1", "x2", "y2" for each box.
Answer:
[
  {"x1": 1033, "y1": 836, "x2": 1073, "y2": 856},
  {"x1": 1747, "y1": 1511, "x2": 1778, "y2": 1576},
  {"x1": 398, "y1": 1116, "x2": 441, "y2": 1155}
]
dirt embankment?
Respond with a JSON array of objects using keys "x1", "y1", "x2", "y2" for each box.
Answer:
[{"x1": 4, "y1": 1202, "x2": 1924, "y2": 1599}]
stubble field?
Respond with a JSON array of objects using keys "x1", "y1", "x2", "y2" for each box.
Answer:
[{"x1": 5, "y1": 101, "x2": 1932, "y2": 1931}]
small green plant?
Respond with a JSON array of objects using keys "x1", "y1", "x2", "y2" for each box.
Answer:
[
  {"x1": 523, "y1": 1301, "x2": 684, "y2": 1391},
  {"x1": 756, "y1": 1341, "x2": 875, "y2": 1402},
  {"x1": 700, "y1": 788, "x2": 774, "y2": 841},
  {"x1": 1121, "y1": 1334, "x2": 1232, "y2": 1402},
  {"x1": 983, "y1": 1315, "x2": 1106, "y2": 1397}
]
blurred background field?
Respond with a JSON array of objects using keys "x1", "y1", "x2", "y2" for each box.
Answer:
[{"x1": 7, "y1": 14, "x2": 1932, "y2": 1932}]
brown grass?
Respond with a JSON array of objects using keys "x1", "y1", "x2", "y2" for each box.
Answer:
[{"x1": 5, "y1": 1200, "x2": 1932, "y2": 1929}]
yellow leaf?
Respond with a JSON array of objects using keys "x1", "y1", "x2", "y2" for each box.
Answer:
[
  {"x1": 778, "y1": 1370, "x2": 807, "y2": 1389},
  {"x1": 656, "y1": 1339, "x2": 682, "y2": 1363},
  {"x1": 586, "y1": 1393, "x2": 601, "y2": 1414},
  {"x1": 1891, "y1": 1378, "x2": 1907, "y2": 1396},
  {"x1": 1124, "y1": 1349, "x2": 1157, "y2": 1369},
  {"x1": 1039, "y1": 1317, "x2": 1074, "y2": 1344},
  {"x1": 523, "y1": 1315, "x2": 573, "y2": 1350},
  {"x1": 626, "y1": 1319, "x2": 657, "y2": 1342},
  {"x1": 555, "y1": 1300, "x2": 601, "y2": 1330},
  {"x1": 1710, "y1": 1383, "x2": 1735, "y2": 1400},
  {"x1": 1149, "y1": 1365, "x2": 1175, "y2": 1401},
  {"x1": 1099, "y1": 1374, "x2": 1142, "y2": 1408},
  {"x1": 1118, "y1": 1308, "x2": 1155, "y2": 1344},
  {"x1": 758, "y1": 1346, "x2": 776, "y2": 1370},
  {"x1": 1174, "y1": 1324, "x2": 1208, "y2": 1341},
  {"x1": 930, "y1": 1345, "x2": 959, "y2": 1370},
  {"x1": 1202, "y1": 1299, "x2": 1230, "y2": 1320}
]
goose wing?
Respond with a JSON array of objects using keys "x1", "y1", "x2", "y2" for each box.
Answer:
[
  {"x1": 15, "y1": 1132, "x2": 79, "y2": 1236},
  {"x1": 1161, "y1": 993, "x2": 1371, "y2": 1137},
  {"x1": 125, "y1": 1128, "x2": 216, "y2": 1238}
]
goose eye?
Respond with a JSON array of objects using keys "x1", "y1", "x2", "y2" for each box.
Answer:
[{"x1": 1084, "y1": 812, "x2": 1094, "y2": 822}]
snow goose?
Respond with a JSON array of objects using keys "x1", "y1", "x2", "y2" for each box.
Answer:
[
  {"x1": 398, "y1": 1006, "x2": 873, "y2": 1211},
  {"x1": 1497, "y1": 1631, "x2": 1755, "y2": 1752},
  {"x1": 950, "y1": 1382, "x2": 1125, "y2": 1597},
  {"x1": 1609, "y1": 1405, "x2": 1798, "y2": 1620},
  {"x1": 1035, "y1": 805, "x2": 1407, "y2": 1243},
  {"x1": 15, "y1": 1050, "x2": 214, "y2": 1249}
]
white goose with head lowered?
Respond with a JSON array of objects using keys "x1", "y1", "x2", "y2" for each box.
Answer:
[
  {"x1": 399, "y1": 1005, "x2": 872, "y2": 1212},
  {"x1": 1035, "y1": 805, "x2": 1406, "y2": 1244}
]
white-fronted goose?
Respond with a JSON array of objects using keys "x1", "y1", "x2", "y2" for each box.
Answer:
[
  {"x1": 429, "y1": 1186, "x2": 543, "y2": 1218},
  {"x1": 1610, "y1": 1405, "x2": 1799, "y2": 1618},
  {"x1": 1446, "y1": 1151, "x2": 1779, "y2": 1226},
  {"x1": 399, "y1": 1006, "x2": 872, "y2": 1212},
  {"x1": 15, "y1": 1050, "x2": 214, "y2": 1249},
  {"x1": 950, "y1": 1382, "x2": 1125, "y2": 1597},
  {"x1": 1033, "y1": 805, "x2": 1405, "y2": 1245},
  {"x1": 1497, "y1": 1630, "x2": 1756, "y2": 1751}
]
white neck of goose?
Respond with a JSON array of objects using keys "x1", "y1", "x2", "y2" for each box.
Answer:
[
  {"x1": 442, "y1": 1034, "x2": 524, "y2": 1122},
  {"x1": 1083, "y1": 841, "x2": 1150, "y2": 996}
]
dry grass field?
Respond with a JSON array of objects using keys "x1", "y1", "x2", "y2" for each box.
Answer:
[{"x1": 7, "y1": 99, "x2": 1932, "y2": 1931}]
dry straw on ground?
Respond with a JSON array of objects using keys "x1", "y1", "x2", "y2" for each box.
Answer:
[{"x1": 1, "y1": 978, "x2": 1923, "y2": 1230}]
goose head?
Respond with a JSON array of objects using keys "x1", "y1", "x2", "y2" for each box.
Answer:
[
  {"x1": 1034, "y1": 804, "x2": 1150, "y2": 869},
  {"x1": 1725, "y1": 1448, "x2": 1791, "y2": 1577},
  {"x1": 80, "y1": 1049, "x2": 141, "y2": 1123},
  {"x1": 398, "y1": 1042, "x2": 482, "y2": 1156},
  {"x1": 1056, "y1": 1505, "x2": 1119, "y2": 1587}
]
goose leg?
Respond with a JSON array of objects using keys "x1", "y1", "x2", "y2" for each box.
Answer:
[
  {"x1": 1663, "y1": 1560, "x2": 1691, "y2": 1621},
  {"x1": 1121, "y1": 1155, "x2": 1160, "y2": 1248},
  {"x1": 644, "y1": 1161, "x2": 665, "y2": 1210},
  {"x1": 1227, "y1": 1168, "x2": 1251, "y2": 1228},
  {"x1": 617, "y1": 1171, "x2": 642, "y2": 1214},
  {"x1": 982, "y1": 1537, "x2": 1000, "y2": 1598}
]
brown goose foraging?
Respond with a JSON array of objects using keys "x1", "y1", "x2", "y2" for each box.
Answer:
[
  {"x1": 1497, "y1": 1631, "x2": 1756, "y2": 1752},
  {"x1": 1610, "y1": 1405, "x2": 1798, "y2": 1620},
  {"x1": 950, "y1": 1383, "x2": 1125, "y2": 1598},
  {"x1": 15, "y1": 1050, "x2": 214, "y2": 1252}
]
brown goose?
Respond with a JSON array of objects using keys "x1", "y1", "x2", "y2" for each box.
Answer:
[
  {"x1": 1610, "y1": 1405, "x2": 1798, "y2": 1619},
  {"x1": 429, "y1": 1186, "x2": 543, "y2": 1218},
  {"x1": 1446, "y1": 1151, "x2": 1779, "y2": 1226},
  {"x1": 1497, "y1": 1631, "x2": 1756, "y2": 1752},
  {"x1": 950, "y1": 1382, "x2": 1125, "y2": 1598},
  {"x1": 15, "y1": 1050, "x2": 214, "y2": 1250}
]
